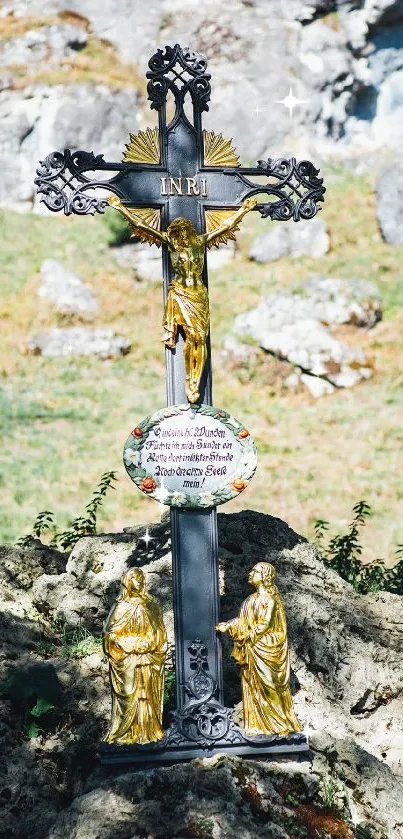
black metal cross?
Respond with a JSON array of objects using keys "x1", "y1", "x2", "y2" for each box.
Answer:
[{"x1": 35, "y1": 43, "x2": 325, "y2": 763}]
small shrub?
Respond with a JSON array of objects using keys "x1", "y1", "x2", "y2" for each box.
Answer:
[
  {"x1": 62, "y1": 625, "x2": 103, "y2": 659},
  {"x1": 314, "y1": 501, "x2": 403, "y2": 595},
  {"x1": 53, "y1": 470, "x2": 118, "y2": 550},
  {"x1": 18, "y1": 471, "x2": 118, "y2": 552},
  {"x1": 0, "y1": 662, "x2": 62, "y2": 739}
]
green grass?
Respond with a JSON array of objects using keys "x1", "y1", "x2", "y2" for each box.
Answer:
[{"x1": 1, "y1": 167, "x2": 403, "y2": 563}]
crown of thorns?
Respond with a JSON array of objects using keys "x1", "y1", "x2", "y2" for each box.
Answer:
[{"x1": 167, "y1": 217, "x2": 196, "y2": 235}]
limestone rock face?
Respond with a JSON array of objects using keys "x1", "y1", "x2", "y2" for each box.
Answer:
[
  {"x1": 0, "y1": 23, "x2": 87, "y2": 67},
  {"x1": 23, "y1": 326, "x2": 131, "y2": 358},
  {"x1": 37, "y1": 259, "x2": 98, "y2": 317},
  {"x1": 0, "y1": 0, "x2": 402, "y2": 211},
  {"x1": 1, "y1": 511, "x2": 403, "y2": 837},
  {"x1": 376, "y1": 157, "x2": 403, "y2": 244},
  {"x1": 0, "y1": 84, "x2": 138, "y2": 212},
  {"x1": 249, "y1": 217, "x2": 329, "y2": 262}
]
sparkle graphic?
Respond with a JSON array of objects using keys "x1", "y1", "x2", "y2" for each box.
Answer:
[
  {"x1": 349, "y1": 801, "x2": 362, "y2": 828},
  {"x1": 140, "y1": 527, "x2": 153, "y2": 548},
  {"x1": 67, "y1": 343, "x2": 74, "y2": 354},
  {"x1": 275, "y1": 87, "x2": 307, "y2": 118},
  {"x1": 302, "y1": 719, "x2": 313, "y2": 739}
]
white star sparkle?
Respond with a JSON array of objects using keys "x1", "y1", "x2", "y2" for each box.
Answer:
[
  {"x1": 275, "y1": 87, "x2": 308, "y2": 118},
  {"x1": 140, "y1": 527, "x2": 153, "y2": 548},
  {"x1": 67, "y1": 343, "x2": 74, "y2": 354},
  {"x1": 349, "y1": 801, "x2": 362, "y2": 828}
]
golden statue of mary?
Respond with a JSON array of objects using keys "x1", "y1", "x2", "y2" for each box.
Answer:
[
  {"x1": 217, "y1": 562, "x2": 301, "y2": 737},
  {"x1": 103, "y1": 567, "x2": 167, "y2": 745}
]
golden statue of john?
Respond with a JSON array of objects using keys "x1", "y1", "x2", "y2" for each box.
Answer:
[
  {"x1": 108, "y1": 195, "x2": 257, "y2": 403},
  {"x1": 217, "y1": 562, "x2": 302, "y2": 737}
]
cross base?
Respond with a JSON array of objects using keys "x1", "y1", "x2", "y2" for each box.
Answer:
[{"x1": 99, "y1": 722, "x2": 308, "y2": 766}]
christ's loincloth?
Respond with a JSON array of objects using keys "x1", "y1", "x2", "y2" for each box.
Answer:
[{"x1": 163, "y1": 280, "x2": 209, "y2": 340}]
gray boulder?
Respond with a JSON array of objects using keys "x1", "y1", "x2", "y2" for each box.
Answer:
[
  {"x1": 299, "y1": 275, "x2": 382, "y2": 328},
  {"x1": 249, "y1": 217, "x2": 329, "y2": 262},
  {"x1": 44, "y1": 747, "x2": 398, "y2": 838},
  {"x1": 231, "y1": 276, "x2": 379, "y2": 394},
  {"x1": 376, "y1": 157, "x2": 403, "y2": 243},
  {"x1": 113, "y1": 242, "x2": 161, "y2": 280},
  {"x1": 23, "y1": 327, "x2": 131, "y2": 358},
  {"x1": 37, "y1": 259, "x2": 98, "y2": 317},
  {"x1": 0, "y1": 24, "x2": 87, "y2": 68},
  {"x1": 65, "y1": 0, "x2": 162, "y2": 66},
  {"x1": 0, "y1": 84, "x2": 138, "y2": 212}
]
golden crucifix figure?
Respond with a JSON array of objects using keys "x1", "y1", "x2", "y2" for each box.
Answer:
[
  {"x1": 103, "y1": 567, "x2": 167, "y2": 745},
  {"x1": 216, "y1": 562, "x2": 302, "y2": 737},
  {"x1": 108, "y1": 195, "x2": 257, "y2": 403}
]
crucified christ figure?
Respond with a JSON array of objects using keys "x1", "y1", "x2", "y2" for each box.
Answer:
[{"x1": 108, "y1": 195, "x2": 257, "y2": 403}]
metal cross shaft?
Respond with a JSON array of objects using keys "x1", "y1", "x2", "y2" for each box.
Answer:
[{"x1": 35, "y1": 43, "x2": 325, "y2": 760}]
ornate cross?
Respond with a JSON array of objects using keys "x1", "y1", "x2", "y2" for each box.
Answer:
[{"x1": 35, "y1": 44, "x2": 325, "y2": 763}]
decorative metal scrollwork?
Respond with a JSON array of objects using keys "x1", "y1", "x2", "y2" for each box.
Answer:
[
  {"x1": 166, "y1": 640, "x2": 242, "y2": 748},
  {"x1": 147, "y1": 43, "x2": 211, "y2": 127},
  {"x1": 34, "y1": 149, "x2": 123, "y2": 215},
  {"x1": 249, "y1": 157, "x2": 325, "y2": 222}
]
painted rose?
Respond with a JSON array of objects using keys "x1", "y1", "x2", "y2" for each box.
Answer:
[
  {"x1": 131, "y1": 426, "x2": 143, "y2": 438},
  {"x1": 141, "y1": 476, "x2": 156, "y2": 493},
  {"x1": 232, "y1": 477, "x2": 247, "y2": 492},
  {"x1": 238, "y1": 428, "x2": 250, "y2": 439},
  {"x1": 199, "y1": 490, "x2": 215, "y2": 507}
]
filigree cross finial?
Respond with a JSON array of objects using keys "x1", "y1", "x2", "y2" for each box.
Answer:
[{"x1": 146, "y1": 43, "x2": 211, "y2": 122}]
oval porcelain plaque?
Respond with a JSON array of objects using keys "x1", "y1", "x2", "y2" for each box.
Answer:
[{"x1": 123, "y1": 404, "x2": 257, "y2": 508}]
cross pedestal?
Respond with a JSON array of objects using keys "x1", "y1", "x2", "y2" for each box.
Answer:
[{"x1": 35, "y1": 43, "x2": 325, "y2": 763}]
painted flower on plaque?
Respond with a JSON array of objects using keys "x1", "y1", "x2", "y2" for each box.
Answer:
[
  {"x1": 238, "y1": 428, "x2": 250, "y2": 439},
  {"x1": 131, "y1": 426, "x2": 143, "y2": 438},
  {"x1": 231, "y1": 477, "x2": 247, "y2": 493},
  {"x1": 123, "y1": 448, "x2": 140, "y2": 466},
  {"x1": 199, "y1": 490, "x2": 215, "y2": 507},
  {"x1": 171, "y1": 491, "x2": 186, "y2": 505},
  {"x1": 141, "y1": 476, "x2": 157, "y2": 493},
  {"x1": 154, "y1": 485, "x2": 170, "y2": 504}
]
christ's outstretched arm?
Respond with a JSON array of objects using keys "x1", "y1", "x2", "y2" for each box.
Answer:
[
  {"x1": 205, "y1": 197, "x2": 257, "y2": 247},
  {"x1": 108, "y1": 196, "x2": 168, "y2": 246}
]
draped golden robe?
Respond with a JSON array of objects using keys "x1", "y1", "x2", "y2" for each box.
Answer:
[
  {"x1": 228, "y1": 588, "x2": 301, "y2": 736},
  {"x1": 163, "y1": 279, "x2": 209, "y2": 342},
  {"x1": 103, "y1": 592, "x2": 167, "y2": 744}
]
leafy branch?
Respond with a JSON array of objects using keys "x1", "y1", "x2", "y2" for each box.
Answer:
[
  {"x1": 314, "y1": 501, "x2": 403, "y2": 595},
  {"x1": 18, "y1": 471, "x2": 118, "y2": 552}
]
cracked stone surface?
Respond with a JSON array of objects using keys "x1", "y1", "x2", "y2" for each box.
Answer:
[
  {"x1": 22, "y1": 326, "x2": 131, "y2": 358},
  {"x1": 37, "y1": 259, "x2": 98, "y2": 318},
  {"x1": 1, "y1": 512, "x2": 402, "y2": 837},
  {"x1": 227, "y1": 277, "x2": 379, "y2": 395}
]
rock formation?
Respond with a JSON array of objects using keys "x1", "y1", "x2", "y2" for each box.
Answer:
[
  {"x1": 224, "y1": 276, "x2": 381, "y2": 396},
  {"x1": 1, "y1": 0, "x2": 403, "y2": 211},
  {"x1": 1, "y1": 511, "x2": 402, "y2": 837}
]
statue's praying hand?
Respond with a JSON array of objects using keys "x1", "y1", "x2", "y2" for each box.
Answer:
[{"x1": 108, "y1": 196, "x2": 257, "y2": 403}]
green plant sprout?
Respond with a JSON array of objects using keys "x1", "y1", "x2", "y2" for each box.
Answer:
[
  {"x1": 314, "y1": 501, "x2": 403, "y2": 595},
  {"x1": 18, "y1": 471, "x2": 118, "y2": 551}
]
